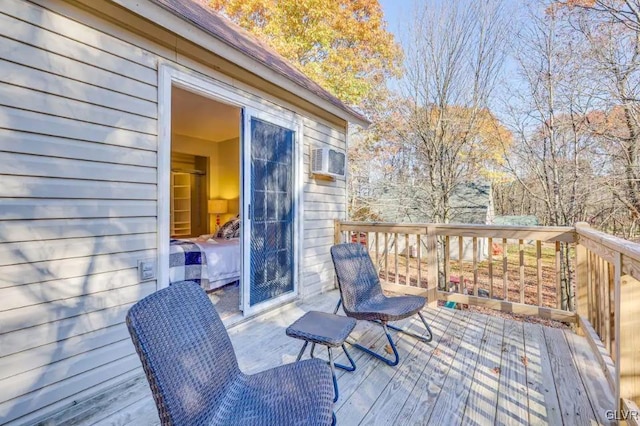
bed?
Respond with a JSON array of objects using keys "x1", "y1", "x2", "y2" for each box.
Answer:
[{"x1": 169, "y1": 237, "x2": 241, "y2": 291}]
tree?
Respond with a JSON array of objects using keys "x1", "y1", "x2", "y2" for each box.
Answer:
[
  {"x1": 561, "y1": 0, "x2": 640, "y2": 231},
  {"x1": 389, "y1": 0, "x2": 512, "y2": 224},
  {"x1": 208, "y1": 0, "x2": 402, "y2": 105}
]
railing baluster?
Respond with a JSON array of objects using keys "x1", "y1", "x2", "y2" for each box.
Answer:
[
  {"x1": 520, "y1": 239, "x2": 525, "y2": 304},
  {"x1": 384, "y1": 233, "x2": 389, "y2": 284},
  {"x1": 503, "y1": 238, "x2": 508, "y2": 301},
  {"x1": 585, "y1": 248, "x2": 595, "y2": 324},
  {"x1": 459, "y1": 236, "x2": 464, "y2": 294},
  {"x1": 473, "y1": 237, "x2": 478, "y2": 296},
  {"x1": 606, "y1": 261, "x2": 613, "y2": 354},
  {"x1": 600, "y1": 257, "x2": 606, "y2": 341},
  {"x1": 375, "y1": 232, "x2": 379, "y2": 273},
  {"x1": 444, "y1": 236, "x2": 450, "y2": 291},
  {"x1": 555, "y1": 241, "x2": 561, "y2": 310},
  {"x1": 595, "y1": 255, "x2": 602, "y2": 337},
  {"x1": 417, "y1": 234, "x2": 422, "y2": 288},
  {"x1": 405, "y1": 233, "x2": 410, "y2": 286},
  {"x1": 536, "y1": 240, "x2": 542, "y2": 307},
  {"x1": 488, "y1": 237, "x2": 493, "y2": 299},
  {"x1": 394, "y1": 233, "x2": 399, "y2": 285},
  {"x1": 590, "y1": 251, "x2": 597, "y2": 327}
]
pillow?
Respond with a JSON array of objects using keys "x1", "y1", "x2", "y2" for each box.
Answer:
[{"x1": 216, "y1": 216, "x2": 240, "y2": 239}]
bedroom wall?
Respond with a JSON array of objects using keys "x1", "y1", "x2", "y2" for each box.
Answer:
[
  {"x1": 215, "y1": 137, "x2": 240, "y2": 225},
  {"x1": 0, "y1": 1, "x2": 347, "y2": 424}
]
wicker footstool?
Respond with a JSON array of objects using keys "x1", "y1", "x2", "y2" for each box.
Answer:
[{"x1": 286, "y1": 311, "x2": 357, "y2": 402}]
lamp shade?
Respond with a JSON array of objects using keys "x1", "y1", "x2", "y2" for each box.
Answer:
[{"x1": 208, "y1": 199, "x2": 228, "y2": 215}]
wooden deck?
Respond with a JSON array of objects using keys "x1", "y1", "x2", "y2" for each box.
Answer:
[{"x1": 42, "y1": 290, "x2": 615, "y2": 426}]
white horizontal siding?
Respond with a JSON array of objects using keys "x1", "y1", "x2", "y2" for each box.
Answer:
[
  {"x1": 0, "y1": 10, "x2": 156, "y2": 85},
  {"x1": 0, "y1": 267, "x2": 143, "y2": 311},
  {"x1": 0, "y1": 152, "x2": 156, "y2": 183},
  {"x1": 0, "y1": 323, "x2": 128, "y2": 382},
  {"x1": 0, "y1": 129, "x2": 156, "y2": 167},
  {"x1": 0, "y1": 106, "x2": 157, "y2": 150},
  {"x1": 0, "y1": 175, "x2": 157, "y2": 199},
  {"x1": 0, "y1": 199, "x2": 157, "y2": 221},
  {"x1": 0, "y1": 0, "x2": 349, "y2": 424},
  {"x1": 0, "y1": 250, "x2": 157, "y2": 289},
  {"x1": 4, "y1": 0, "x2": 157, "y2": 69},
  {"x1": 0, "y1": 2, "x2": 159, "y2": 424},
  {"x1": 0, "y1": 303, "x2": 133, "y2": 358},
  {"x1": 0, "y1": 36, "x2": 156, "y2": 102},
  {"x1": 0, "y1": 83, "x2": 156, "y2": 134},
  {"x1": 0, "y1": 217, "x2": 157, "y2": 244},
  {"x1": 0, "y1": 233, "x2": 156, "y2": 267},
  {"x1": 0, "y1": 59, "x2": 157, "y2": 119},
  {"x1": 300, "y1": 117, "x2": 346, "y2": 298}
]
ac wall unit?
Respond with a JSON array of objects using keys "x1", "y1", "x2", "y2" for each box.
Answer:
[{"x1": 311, "y1": 147, "x2": 346, "y2": 178}]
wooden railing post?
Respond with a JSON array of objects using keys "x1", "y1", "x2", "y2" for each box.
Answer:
[
  {"x1": 334, "y1": 219, "x2": 342, "y2": 245},
  {"x1": 426, "y1": 225, "x2": 438, "y2": 308},
  {"x1": 575, "y1": 222, "x2": 589, "y2": 334}
]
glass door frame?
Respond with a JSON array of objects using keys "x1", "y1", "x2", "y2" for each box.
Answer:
[{"x1": 241, "y1": 107, "x2": 303, "y2": 317}]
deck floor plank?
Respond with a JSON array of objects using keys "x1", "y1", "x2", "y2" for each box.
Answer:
[
  {"x1": 426, "y1": 310, "x2": 491, "y2": 426},
  {"x1": 332, "y1": 315, "x2": 414, "y2": 412},
  {"x1": 335, "y1": 319, "x2": 424, "y2": 424},
  {"x1": 563, "y1": 328, "x2": 615, "y2": 425},
  {"x1": 395, "y1": 309, "x2": 471, "y2": 425},
  {"x1": 543, "y1": 326, "x2": 599, "y2": 425},
  {"x1": 495, "y1": 317, "x2": 529, "y2": 425},
  {"x1": 461, "y1": 316, "x2": 505, "y2": 426},
  {"x1": 38, "y1": 290, "x2": 613, "y2": 426},
  {"x1": 522, "y1": 322, "x2": 563, "y2": 426},
  {"x1": 358, "y1": 308, "x2": 452, "y2": 426}
]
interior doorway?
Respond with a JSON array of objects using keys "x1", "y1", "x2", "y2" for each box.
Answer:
[{"x1": 169, "y1": 86, "x2": 242, "y2": 320}]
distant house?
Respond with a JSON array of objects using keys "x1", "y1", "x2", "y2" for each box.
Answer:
[
  {"x1": 493, "y1": 215, "x2": 539, "y2": 227},
  {"x1": 373, "y1": 182, "x2": 494, "y2": 261}
]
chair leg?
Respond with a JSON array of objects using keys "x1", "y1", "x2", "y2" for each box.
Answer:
[
  {"x1": 351, "y1": 322, "x2": 399, "y2": 366},
  {"x1": 295, "y1": 341, "x2": 308, "y2": 362},
  {"x1": 333, "y1": 299, "x2": 342, "y2": 314},
  {"x1": 327, "y1": 347, "x2": 339, "y2": 402},
  {"x1": 334, "y1": 344, "x2": 356, "y2": 372},
  {"x1": 385, "y1": 311, "x2": 433, "y2": 343}
]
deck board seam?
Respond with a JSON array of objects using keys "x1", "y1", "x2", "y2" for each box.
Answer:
[
  {"x1": 358, "y1": 307, "x2": 451, "y2": 425},
  {"x1": 491, "y1": 311, "x2": 508, "y2": 424},
  {"x1": 423, "y1": 309, "x2": 492, "y2": 425},
  {"x1": 457, "y1": 313, "x2": 499, "y2": 424},
  {"x1": 559, "y1": 329, "x2": 603, "y2": 424}
]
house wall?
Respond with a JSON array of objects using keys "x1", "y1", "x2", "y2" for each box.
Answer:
[{"x1": 0, "y1": 1, "x2": 347, "y2": 424}]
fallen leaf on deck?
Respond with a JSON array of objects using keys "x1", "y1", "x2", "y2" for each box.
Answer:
[
  {"x1": 384, "y1": 344, "x2": 393, "y2": 354},
  {"x1": 521, "y1": 356, "x2": 529, "y2": 366},
  {"x1": 433, "y1": 348, "x2": 441, "y2": 356},
  {"x1": 492, "y1": 367, "x2": 501, "y2": 374}
]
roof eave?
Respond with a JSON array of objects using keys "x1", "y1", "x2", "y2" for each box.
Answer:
[{"x1": 112, "y1": 0, "x2": 371, "y2": 128}]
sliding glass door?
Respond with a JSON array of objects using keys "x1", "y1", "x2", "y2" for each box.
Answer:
[{"x1": 242, "y1": 110, "x2": 299, "y2": 315}]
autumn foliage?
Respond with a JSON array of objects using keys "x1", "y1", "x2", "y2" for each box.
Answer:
[{"x1": 208, "y1": 0, "x2": 402, "y2": 105}]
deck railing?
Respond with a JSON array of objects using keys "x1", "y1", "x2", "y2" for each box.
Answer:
[
  {"x1": 574, "y1": 223, "x2": 640, "y2": 420},
  {"x1": 334, "y1": 220, "x2": 640, "y2": 417}
]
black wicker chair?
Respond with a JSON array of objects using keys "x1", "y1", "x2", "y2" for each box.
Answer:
[
  {"x1": 126, "y1": 281, "x2": 335, "y2": 425},
  {"x1": 330, "y1": 243, "x2": 433, "y2": 366}
]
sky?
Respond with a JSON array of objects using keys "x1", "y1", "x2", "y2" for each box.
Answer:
[{"x1": 377, "y1": 0, "x2": 526, "y2": 120}]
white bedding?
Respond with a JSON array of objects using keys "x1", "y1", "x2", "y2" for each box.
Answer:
[{"x1": 181, "y1": 237, "x2": 241, "y2": 291}]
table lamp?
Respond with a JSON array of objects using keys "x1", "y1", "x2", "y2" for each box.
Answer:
[{"x1": 208, "y1": 199, "x2": 228, "y2": 230}]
